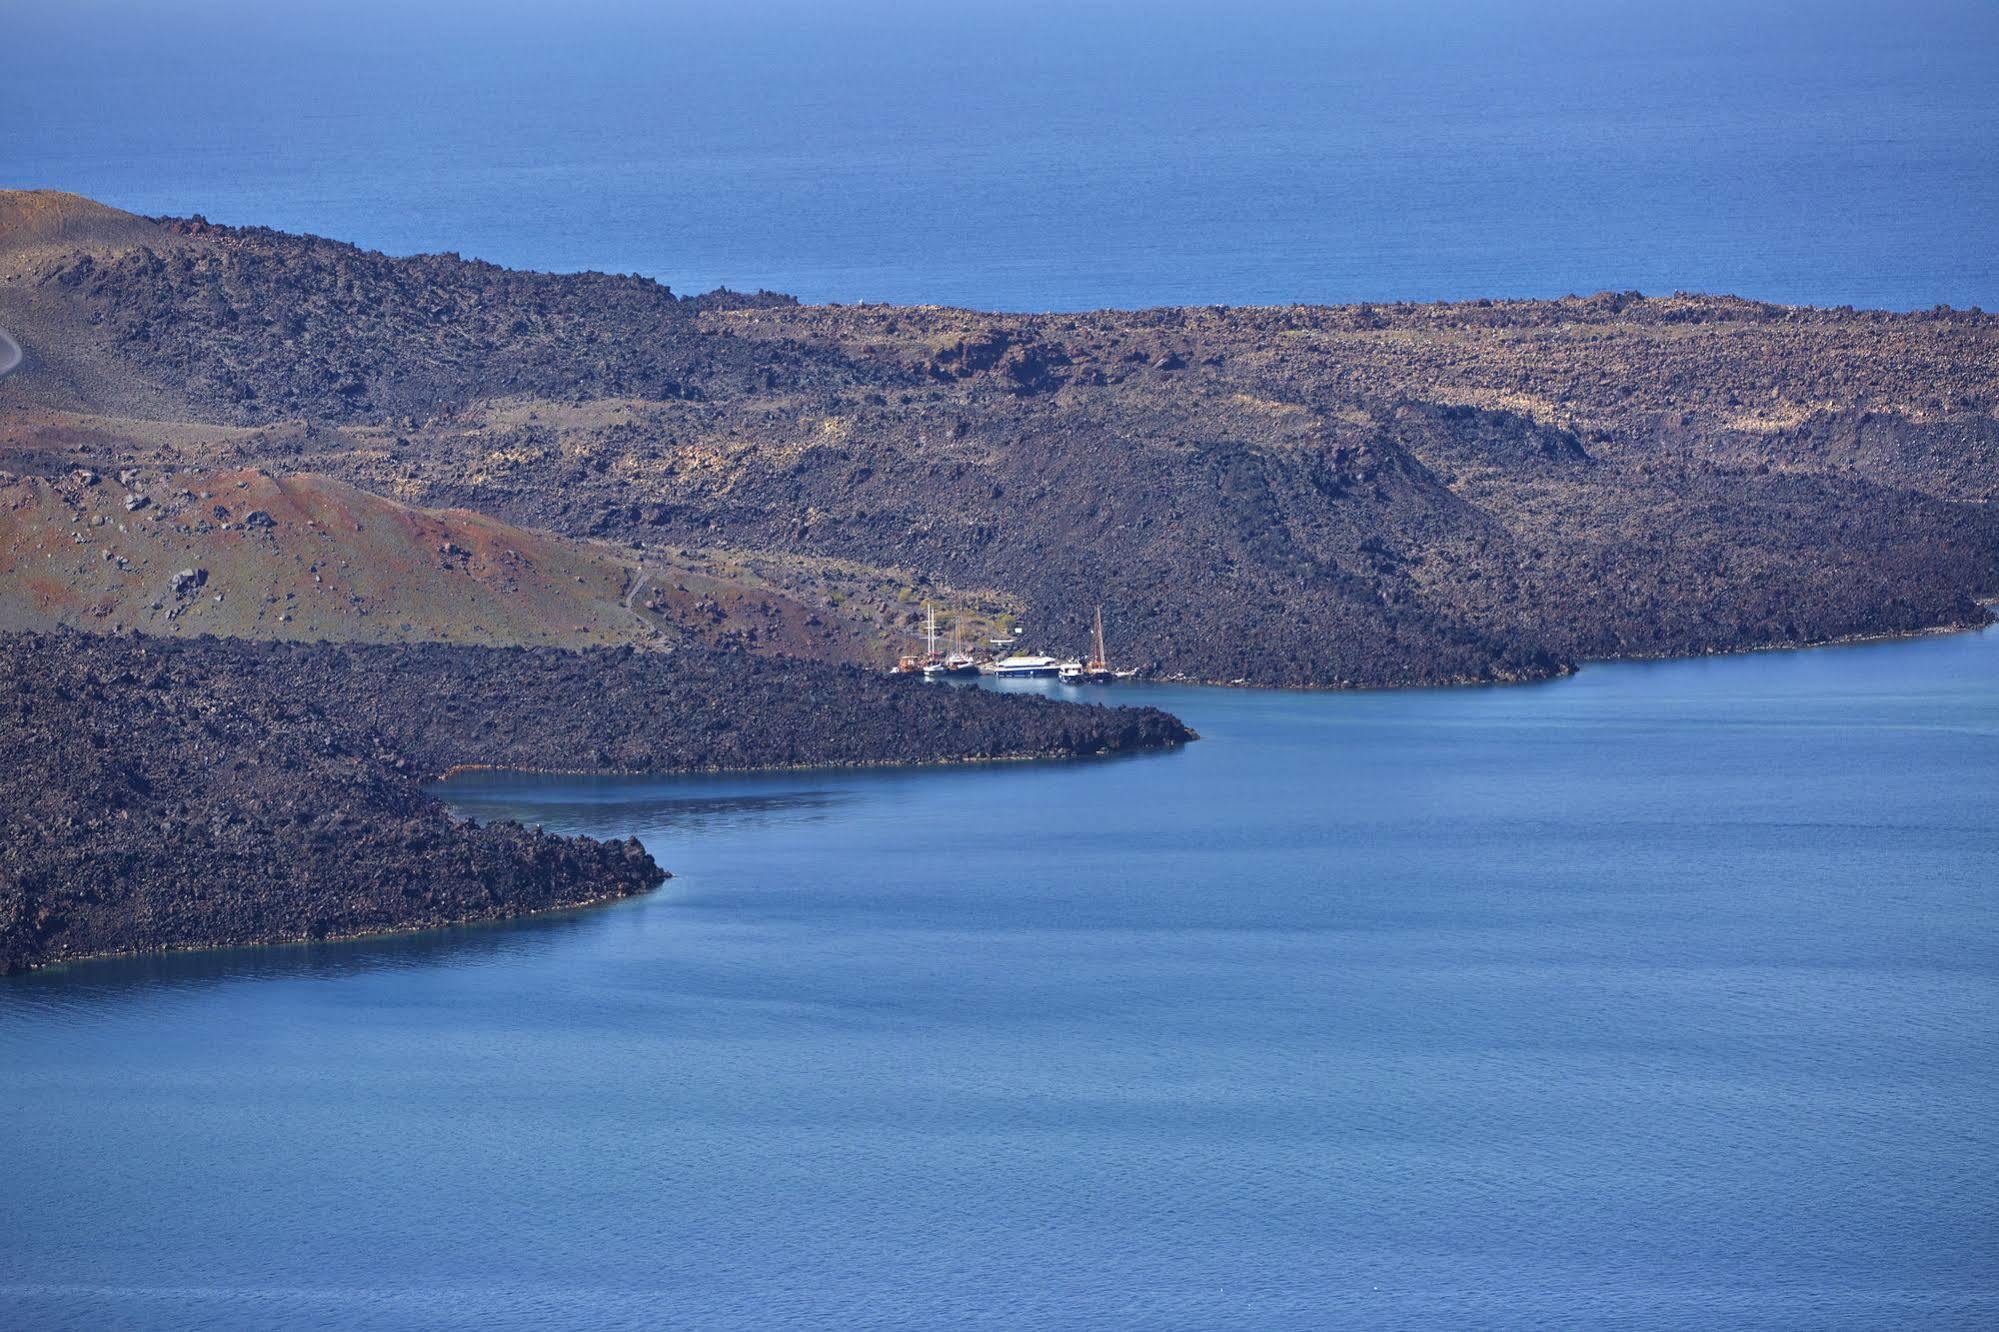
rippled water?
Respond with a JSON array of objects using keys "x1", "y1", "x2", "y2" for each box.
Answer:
[{"x1": 4, "y1": 628, "x2": 1996, "y2": 1329}]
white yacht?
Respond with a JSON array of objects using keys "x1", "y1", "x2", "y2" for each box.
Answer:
[{"x1": 992, "y1": 653, "x2": 1061, "y2": 678}]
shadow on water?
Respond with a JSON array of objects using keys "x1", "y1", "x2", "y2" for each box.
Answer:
[
  {"x1": 435, "y1": 779, "x2": 855, "y2": 838},
  {"x1": 7, "y1": 740, "x2": 1190, "y2": 1004},
  {"x1": 434, "y1": 737, "x2": 1183, "y2": 829},
  {"x1": 0, "y1": 898, "x2": 635, "y2": 1006}
]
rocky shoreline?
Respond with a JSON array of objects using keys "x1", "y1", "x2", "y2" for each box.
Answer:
[
  {"x1": 0, "y1": 632, "x2": 1194, "y2": 973},
  {"x1": 1155, "y1": 604, "x2": 1999, "y2": 689},
  {"x1": 2, "y1": 188, "x2": 1994, "y2": 968}
]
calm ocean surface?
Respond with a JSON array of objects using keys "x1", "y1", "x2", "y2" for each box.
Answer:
[
  {"x1": 3, "y1": 629, "x2": 1996, "y2": 1329},
  {"x1": 4, "y1": 0, "x2": 1997, "y2": 310},
  {"x1": 5, "y1": 4, "x2": 1998, "y2": 1325}
]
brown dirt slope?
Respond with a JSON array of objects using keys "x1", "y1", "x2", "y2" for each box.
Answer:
[
  {"x1": 0, "y1": 191, "x2": 165, "y2": 263},
  {"x1": 0, "y1": 464, "x2": 900, "y2": 660}
]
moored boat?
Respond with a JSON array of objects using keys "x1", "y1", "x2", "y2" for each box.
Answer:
[
  {"x1": 993, "y1": 653, "x2": 1061, "y2": 678},
  {"x1": 1060, "y1": 607, "x2": 1122, "y2": 683},
  {"x1": 923, "y1": 608, "x2": 983, "y2": 677},
  {"x1": 918, "y1": 603, "x2": 952, "y2": 677}
]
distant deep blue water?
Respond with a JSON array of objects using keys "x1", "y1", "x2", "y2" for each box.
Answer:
[
  {"x1": 4, "y1": 0, "x2": 1997, "y2": 310},
  {"x1": 3, "y1": 628, "x2": 1996, "y2": 1329}
]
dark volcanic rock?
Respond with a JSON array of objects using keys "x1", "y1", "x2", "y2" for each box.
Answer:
[
  {"x1": 130, "y1": 635, "x2": 1198, "y2": 775},
  {"x1": 33, "y1": 220, "x2": 869, "y2": 419},
  {"x1": 0, "y1": 633, "x2": 666, "y2": 974},
  {"x1": 9, "y1": 199, "x2": 1996, "y2": 686},
  {"x1": 0, "y1": 632, "x2": 1192, "y2": 972}
]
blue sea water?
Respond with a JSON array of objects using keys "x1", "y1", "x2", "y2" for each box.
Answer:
[
  {"x1": 4, "y1": 0, "x2": 1997, "y2": 310},
  {"x1": 4, "y1": 4, "x2": 1998, "y2": 1324},
  {"x1": 3, "y1": 629, "x2": 1996, "y2": 1329}
]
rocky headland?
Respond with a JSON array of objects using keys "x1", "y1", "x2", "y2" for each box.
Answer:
[
  {"x1": 0, "y1": 632, "x2": 658, "y2": 973},
  {"x1": 0, "y1": 631, "x2": 1192, "y2": 972}
]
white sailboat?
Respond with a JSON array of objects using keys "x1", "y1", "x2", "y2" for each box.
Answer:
[
  {"x1": 922, "y1": 605, "x2": 982, "y2": 678},
  {"x1": 1061, "y1": 606, "x2": 1121, "y2": 683},
  {"x1": 943, "y1": 618, "x2": 979, "y2": 676},
  {"x1": 920, "y1": 603, "x2": 949, "y2": 678}
]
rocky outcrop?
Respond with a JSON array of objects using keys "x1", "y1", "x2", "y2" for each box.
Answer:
[
  {"x1": 0, "y1": 631, "x2": 1194, "y2": 972},
  {"x1": 78, "y1": 633, "x2": 1197, "y2": 776},
  {"x1": 20, "y1": 217, "x2": 866, "y2": 419},
  {"x1": 0, "y1": 632, "x2": 665, "y2": 973}
]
